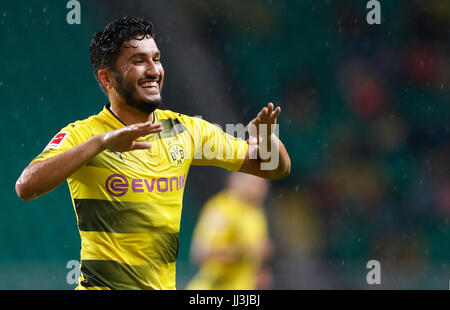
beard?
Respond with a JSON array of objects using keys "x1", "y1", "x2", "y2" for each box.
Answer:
[{"x1": 113, "y1": 71, "x2": 162, "y2": 114}]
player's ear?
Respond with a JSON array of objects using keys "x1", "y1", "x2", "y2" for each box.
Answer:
[{"x1": 98, "y1": 68, "x2": 114, "y2": 91}]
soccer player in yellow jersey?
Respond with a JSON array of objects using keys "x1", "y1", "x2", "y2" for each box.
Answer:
[
  {"x1": 187, "y1": 172, "x2": 273, "y2": 290},
  {"x1": 15, "y1": 17, "x2": 290, "y2": 290}
]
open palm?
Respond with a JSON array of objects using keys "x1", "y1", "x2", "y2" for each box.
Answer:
[{"x1": 101, "y1": 122, "x2": 163, "y2": 152}]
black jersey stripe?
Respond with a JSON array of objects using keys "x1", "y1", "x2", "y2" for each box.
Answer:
[
  {"x1": 74, "y1": 199, "x2": 176, "y2": 233},
  {"x1": 79, "y1": 259, "x2": 176, "y2": 290}
]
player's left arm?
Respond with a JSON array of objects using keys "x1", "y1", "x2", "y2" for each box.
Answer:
[{"x1": 239, "y1": 102, "x2": 291, "y2": 180}]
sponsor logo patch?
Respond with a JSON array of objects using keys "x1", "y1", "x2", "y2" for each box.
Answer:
[
  {"x1": 105, "y1": 173, "x2": 187, "y2": 197},
  {"x1": 46, "y1": 132, "x2": 70, "y2": 149}
]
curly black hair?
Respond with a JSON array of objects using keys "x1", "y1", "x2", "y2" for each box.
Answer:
[{"x1": 89, "y1": 16, "x2": 155, "y2": 94}]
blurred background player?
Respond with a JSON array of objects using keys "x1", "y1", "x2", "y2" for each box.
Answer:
[{"x1": 187, "y1": 172, "x2": 273, "y2": 290}]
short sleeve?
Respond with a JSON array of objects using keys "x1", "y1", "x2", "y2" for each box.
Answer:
[
  {"x1": 190, "y1": 117, "x2": 248, "y2": 171},
  {"x1": 31, "y1": 122, "x2": 92, "y2": 163}
]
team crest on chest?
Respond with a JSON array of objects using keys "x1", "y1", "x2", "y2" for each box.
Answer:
[{"x1": 168, "y1": 143, "x2": 186, "y2": 167}]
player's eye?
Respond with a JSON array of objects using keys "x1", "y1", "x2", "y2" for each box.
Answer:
[
  {"x1": 134, "y1": 59, "x2": 145, "y2": 64},
  {"x1": 153, "y1": 58, "x2": 161, "y2": 63}
]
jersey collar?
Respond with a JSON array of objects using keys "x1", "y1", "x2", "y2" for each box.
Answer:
[{"x1": 102, "y1": 103, "x2": 157, "y2": 129}]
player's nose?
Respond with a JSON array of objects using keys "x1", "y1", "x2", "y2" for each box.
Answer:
[{"x1": 144, "y1": 60, "x2": 160, "y2": 77}]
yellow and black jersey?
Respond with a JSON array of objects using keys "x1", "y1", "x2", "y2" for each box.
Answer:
[
  {"x1": 32, "y1": 105, "x2": 248, "y2": 290},
  {"x1": 186, "y1": 190, "x2": 269, "y2": 290}
]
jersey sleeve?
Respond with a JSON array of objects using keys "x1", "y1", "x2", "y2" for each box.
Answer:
[
  {"x1": 31, "y1": 122, "x2": 92, "y2": 163},
  {"x1": 189, "y1": 117, "x2": 248, "y2": 171}
]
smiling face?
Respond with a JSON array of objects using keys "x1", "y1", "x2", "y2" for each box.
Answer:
[{"x1": 105, "y1": 36, "x2": 164, "y2": 114}]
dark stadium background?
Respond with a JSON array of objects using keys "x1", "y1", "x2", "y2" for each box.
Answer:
[{"x1": 0, "y1": 0, "x2": 448, "y2": 289}]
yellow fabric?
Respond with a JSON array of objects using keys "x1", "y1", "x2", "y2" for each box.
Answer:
[
  {"x1": 32, "y1": 105, "x2": 248, "y2": 290},
  {"x1": 186, "y1": 190, "x2": 269, "y2": 290}
]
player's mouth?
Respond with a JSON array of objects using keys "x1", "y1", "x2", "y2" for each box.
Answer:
[{"x1": 139, "y1": 79, "x2": 160, "y2": 95}]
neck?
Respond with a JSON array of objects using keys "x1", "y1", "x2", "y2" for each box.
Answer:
[
  {"x1": 109, "y1": 99, "x2": 154, "y2": 126},
  {"x1": 228, "y1": 188, "x2": 257, "y2": 205}
]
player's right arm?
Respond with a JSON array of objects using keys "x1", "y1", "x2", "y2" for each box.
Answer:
[{"x1": 15, "y1": 121, "x2": 162, "y2": 201}]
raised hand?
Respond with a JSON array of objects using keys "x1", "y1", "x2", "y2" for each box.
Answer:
[
  {"x1": 240, "y1": 102, "x2": 290, "y2": 178},
  {"x1": 248, "y1": 102, "x2": 281, "y2": 143},
  {"x1": 100, "y1": 121, "x2": 163, "y2": 152}
]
